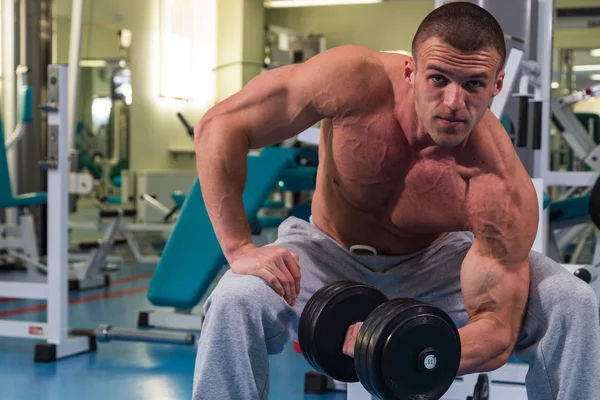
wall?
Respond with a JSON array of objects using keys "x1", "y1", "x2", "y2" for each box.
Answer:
[
  {"x1": 265, "y1": 1, "x2": 600, "y2": 52},
  {"x1": 56, "y1": 0, "x2": 266, "y2": 176},
  {"x1": 265, "y1": 1, "x2": 434, "y2": 53}
]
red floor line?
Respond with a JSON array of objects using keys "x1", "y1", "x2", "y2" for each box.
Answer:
[
  {"x1": 110, "y1": 273, "x2": 153, "y2": 285},
  {"x1": 0, "y1": 285, "x2": 149, "y2": 318}
]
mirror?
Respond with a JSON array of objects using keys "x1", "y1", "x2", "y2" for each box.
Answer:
[{"x1": 76, "y1": 30, "x2": 133, "y2": 196}]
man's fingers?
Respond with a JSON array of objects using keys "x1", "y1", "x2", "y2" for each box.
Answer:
[
  {"x1": 343, "y1": 323, "x2": 364, "y2": 358},
  {"x1": 282, "y1": 252, "x2": 301, "y2": 296},
  {"x1": 271, "y1": 261, "x2": 294, "y2": 305},
  {"x1": 343, "y1": 325, "x2": 356, "y2": 357},
  {"x1": 255, "y1": 269, "x2": 285, "y2": 299}
]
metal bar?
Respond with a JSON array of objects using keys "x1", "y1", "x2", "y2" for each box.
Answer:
[
  {"x1": 490, "y1": 48, "x2": 524, "y2": 120},
  {"x1": 537, "y1": 0, "x2": 554, "y2": 180},
  {"x1": 516, "y1": 96, "x2": 530, "y2": 148},
  {"x1": 45, "y1": 64, "x2": 69, "y2": 345},
  {"x1": 69, "y1": 221, "x2": 174, "y2": 232},
  {"x1": 67, "y1": 0, "x2": 84, "y2": 153},
  {"x1": 70, "y1": 325, "x2": 195, "y2": 346},
  {"x1": 556, "y1": 83, "x2": 600, "y2": 106},
  {"x1": 0, "y1": 239, "x2": 26, "y2": 249},
  {"x1": 0, "y1": 281, "x2": 47, "y2": 299},
  {"x1": 3, "y1": 0, "x2": 18, "y2": 224},
  {"x1": 141, "y1": 193, "x2": 172, "y2": 215},
  {"x1": 542, "y1": 171, "x2": 599, "y2": 187}
]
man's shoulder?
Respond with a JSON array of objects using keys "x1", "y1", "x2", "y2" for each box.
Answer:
[{"x1": 307, "y1": 46, "x2": 398, "y2": 113}]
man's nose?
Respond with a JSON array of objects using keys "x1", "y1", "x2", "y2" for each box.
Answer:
[{"x1": 443, "y1": 84, "x2": 465, "y2": 112}]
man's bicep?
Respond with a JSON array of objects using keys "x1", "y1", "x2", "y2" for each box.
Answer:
[
  {"x1": 461, "y1": 174, "x2": 537, "y2": 342},
  {"x1": 466, "y1": 173, "x2": 538, "y2": 264}
]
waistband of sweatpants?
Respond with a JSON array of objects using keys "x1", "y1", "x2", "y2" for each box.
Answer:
[{"x1": 305, "y1": 215, "x2": 474, "y2": 269}]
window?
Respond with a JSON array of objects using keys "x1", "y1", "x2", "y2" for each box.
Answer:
[{"x1": 159, "y1": 0, "x2": 216, "y2": 105}]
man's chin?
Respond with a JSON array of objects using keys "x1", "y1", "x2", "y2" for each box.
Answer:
[{"x1": 430, "y1": 131, "x2": 468, "y2": 147}]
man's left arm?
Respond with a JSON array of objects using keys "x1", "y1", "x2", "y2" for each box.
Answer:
[{"x1": 458, "y1": 170, "x2": 539, "y2": 376}]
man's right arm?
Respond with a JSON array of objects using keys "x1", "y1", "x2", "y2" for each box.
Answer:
[{"x1": 194, "y1": 46, "x2": 377, "y2": 263}]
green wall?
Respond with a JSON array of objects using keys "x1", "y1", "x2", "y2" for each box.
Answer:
[
  {"x1": 56, "y1": 0, "x2": 266, "y2": 174},
  {"x1": 265, "y1": 1, "x2": 434, "y2": 53},
  {"x1": 264, "y1": 0, "x2": 600, "y2": 52}
]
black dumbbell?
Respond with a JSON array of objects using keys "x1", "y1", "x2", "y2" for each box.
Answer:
[
  {"x1": 298, "y1": 281, "x2": 462, "y2": 400},
  {"x1": 467, "y1": 373, "x2": 489, "y2": 400}
]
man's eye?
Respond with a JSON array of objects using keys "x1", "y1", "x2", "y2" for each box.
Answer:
[
  {"x1": 431, "y1": 75, "x2": 446, "y2": 83},
  {"x1": 468, "y1": 80, "x2": 484, "y2": 88}
]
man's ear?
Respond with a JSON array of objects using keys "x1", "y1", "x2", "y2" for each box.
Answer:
[
  {"x1": 493, "y1": 70, "x2": 505, "y2": 97},
  {"x1": 404, "y1": 59, "x2": 415, "y2": 86}
]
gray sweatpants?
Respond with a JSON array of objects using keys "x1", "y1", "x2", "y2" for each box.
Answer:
[{"x1": 192, "y1": 217, "x2": 600, "y2": 400}]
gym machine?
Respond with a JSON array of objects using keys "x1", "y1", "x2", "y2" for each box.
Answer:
[
  {"x1": 27, "y1": 64, "x2": 194, "y2": 361},
  {"x1": 0, "y1": 0, "x2": 195, "y2": 358},
  {"x1": 137, "y1": 146, "x2": 318, "y2": 331}
]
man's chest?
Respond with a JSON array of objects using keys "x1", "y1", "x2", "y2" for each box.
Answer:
[{"x1": 327, "y1": 127, "x2": 481, "y2": 233}]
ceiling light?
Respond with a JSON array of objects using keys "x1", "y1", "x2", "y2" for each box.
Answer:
[
  {"x1": 590, "y1": 49, "x2": 600, "y2": 57},
  {"x1": 264, "y1": 0, "x2": 382, "y2": 8},
  {"x1": 590, "y1": 74, "x2": 600, "y2": 81},
  {"x1": 80, "y1": 60, "x2": 107, "y2": 67},
  {"x1": 573, "y1": 64, "x2": 600, "y2": 72},
  {"x1": 551, "y1": 81, "x2": 559, "y2": 88}
]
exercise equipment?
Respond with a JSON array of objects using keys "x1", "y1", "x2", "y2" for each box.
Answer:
[
  {"x1": 467, "y1": 374, "x2": 490, "y2": 400},
  {"x1": 69, "y1": 324, "x2": 194, "y2": 346},
  {"x1": 0, "y1": 62, "x2": 199, "y2": 362},
  {"x1": 298, "y1": 281, "x2": 461, "y2": 400},
  {"x1": 138, "y1": 146, "x2": 316, "y2": 331},
  {"x1": 298, "y1": 281, "x2": 389, "y2": 382}
]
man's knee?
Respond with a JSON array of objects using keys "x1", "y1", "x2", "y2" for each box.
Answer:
[
  {"x1": 203, "y1": 271, "x2": 295, "y2": 353},
  {"x1": 205, "y1": 270, "x2": 281, "y2": 313},
  {"x1": 537, "y1": 271, "x2": 598, "y2": 323}
]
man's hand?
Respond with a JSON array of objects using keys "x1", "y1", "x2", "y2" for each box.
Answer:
[
  {"x1": 229, "y1": 244, "x2": 301, "y2": 306},
  {"x1": 342, "y1": 322, "x2": 364, "y2": 358}
]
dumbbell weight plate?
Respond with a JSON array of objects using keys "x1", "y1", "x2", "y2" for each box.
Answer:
[
  {"x1": 471, "y1": 373, "x2": 489, "y2": 400},
  {"x1": 298, "y1": 281, "x2": 371, "y2": 370},
  {"x1": 298, "y1": 281, "x2": 388, "y2": 383},
  {"x1": 355, "y1": 299, "x2": 423, "y2": 397},
  {"x1": 381, "y1": 304, "x2": 460, "y2": 399},
  {"x1": 356, "y1": 299, "x2": 461, "y2": 400},
  {"x1": 298, "y1": 281, "x2": 347, "y2": 370}
]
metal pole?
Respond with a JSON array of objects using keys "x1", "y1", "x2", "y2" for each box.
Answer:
[
  {"x1": 536, "y1": 0, "x2": 554, "y2": 182},
  {"x1": 45, "y1": 64, "x2": 69, "y2": 345},
  {"x1": 536, "y1": 0, "x2": 554, "y2": 258},
  {"x1": 3, "y1": 0, "x2": 18, "y2": 224},
  {"x1": 67, "y1": 0, "x2": 85, "y2": 154}
]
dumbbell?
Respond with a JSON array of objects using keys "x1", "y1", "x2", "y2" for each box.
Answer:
[
  {"x1": 467, "y1": 373, "x2": 489, "y2": 400},
  {"x1": 298, "y1": 281, "x2": 461, "y2": 400}
]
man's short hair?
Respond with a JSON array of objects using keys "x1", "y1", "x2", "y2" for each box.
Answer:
[{"x1": 412, "y1": 2, "x2": 506, "y2": 71}]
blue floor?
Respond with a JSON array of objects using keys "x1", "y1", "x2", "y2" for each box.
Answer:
[{"x1": 0, "y1": 263, "x2": 344, "y2": 400}]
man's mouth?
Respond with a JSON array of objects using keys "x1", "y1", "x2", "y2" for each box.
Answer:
[{"x1": 439, "y1": 117, "x2": 464, "y2": 123}]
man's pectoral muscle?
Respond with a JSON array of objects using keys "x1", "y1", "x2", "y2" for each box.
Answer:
[{"x1": 457, "y1": 173, "x2": 538, "y2": 376}]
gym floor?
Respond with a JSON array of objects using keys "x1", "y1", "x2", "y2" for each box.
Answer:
[{"x1": 0, "y1": 262, "x2": 344, "y2": 400}]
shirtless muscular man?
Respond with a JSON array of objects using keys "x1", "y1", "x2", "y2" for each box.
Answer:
[{"x1": 191, "y1": 2, "x2": 600, "y2": 399}]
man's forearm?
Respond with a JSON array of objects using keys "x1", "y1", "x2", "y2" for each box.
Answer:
[
  {"x1": 195, "y1": 119, "x2": 253, "y2": 263},
  {"x1": 457, "y1": 318, "x2": 513, "y2": 376}
]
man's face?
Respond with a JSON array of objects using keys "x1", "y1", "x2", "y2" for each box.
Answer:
[{"x1": 404, "y1": 37, "x2": 505, "y2": 147}]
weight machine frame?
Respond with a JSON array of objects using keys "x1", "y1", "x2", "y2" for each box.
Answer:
[{"x1": 0, "y1": 64, "x2": 94, "y2": 361}]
